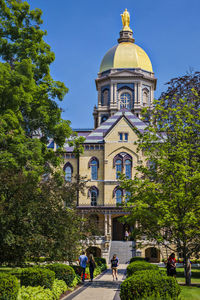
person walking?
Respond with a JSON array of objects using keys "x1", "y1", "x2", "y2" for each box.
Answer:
[
  {"x1": 88, "y1": 254, "x2": 96, "y2": 282},
  {"x1": 111, "y1": 254, "x2": 119, "y2": 280},
  {"x1": 167, "y1": 253, "x2": 176, "y2": 277},
  {"x1": 124, "y1": 230, "x2": 129, "y2": 241},
  {"x1": 79, "y1": 251, "x2": 88, "y2": 283}
]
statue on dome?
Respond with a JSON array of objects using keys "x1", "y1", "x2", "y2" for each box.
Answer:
[{"x1": 121, "y1": 9, "x2": 131, "y2": 31}]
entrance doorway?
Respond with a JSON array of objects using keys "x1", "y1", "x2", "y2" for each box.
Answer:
[{"x1": 112, "y1": 216, "x2": 128, "y2": 241}]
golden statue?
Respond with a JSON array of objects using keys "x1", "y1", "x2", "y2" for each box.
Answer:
[{"x1": 121, "y1": 8, "x2": 132, "y2": 31}]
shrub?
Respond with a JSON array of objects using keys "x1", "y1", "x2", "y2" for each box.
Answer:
[
  {"x1": 0, "y1": 273, "x2": 20, "y2": 300},
  {"x1": 71, "y1": 265, "x2": 83, "y2": 276},
  {"x1": 45, "y1": 264, "x2": 75, "y2": 287},
  {"x1": 20, "y1": 267, "x2": 55, "y2": 289},
  {"x1": 18, "y1": 279, "x2": 68, "y2": 300},
  {"x1": 127, "y1": 261, "x2": 158, "y2": 277},
  {"x1": 51, "y1": 279, "x2": 68, "y2": 299},
  {"x1": 129, "y1": 257, "x2": 147, "y2": 263},
  {"x1": 18, "y1": 286, "x2": 53, "y2": 300},
  {"x1": 120, "y1": 270, "x2": 181, "y2": 300},
  {"x1": 95, "y1": 257, "x2": 106, "y2": 266}
]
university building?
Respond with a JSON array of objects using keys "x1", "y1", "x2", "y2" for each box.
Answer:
[{"x1": 53, "y1": 10, "x2": 164, "y2": 263}]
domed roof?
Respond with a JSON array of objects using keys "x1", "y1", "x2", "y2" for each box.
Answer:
[{"x1": 100, "y1": 42, "x2": 153, "y2": 73}]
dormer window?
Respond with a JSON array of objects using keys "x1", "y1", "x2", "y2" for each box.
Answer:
[{"x1": 119, "y1": 132, "x2": 128, "y2": 141}]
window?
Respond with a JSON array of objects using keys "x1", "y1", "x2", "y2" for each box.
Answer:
[
  {"x1": 143, "y1": 89, "x2": 149, "y2": 106},
  {"x1": 91, "y1": 159, "x2": 98, "y2": 180},
  {"x1": 116, "y1": 159, "x2": 122, "y2": 179},
  {"x1": 91, "y1": 189, "x2": 97, "y2": 206},
  {"x1": 89, "y1": 157, "x2": 99, "y2": 180},
  {"x1": 119, "y1": 132, "x2": 128, "y2": 141},
  {"x1": 64, "y1": 162, "x2": 73, "y2": 182},
  {"x1": 120, "y1": 92, "x2": 131, "y2": 109},
  {"x1": 65, "y1": 166, "x2": 72, "y2": 182},
  {"x1": 119, "y1": 133, "x2": 123, "y2": 141},
  {"x1": 103, "y1": 89, "x2": 109, "y2": 106},
  {"x1": 125, "y1": 159, "x2": 131, "y2": 179},
  {"x1": 101, "y1": 115, "x2": 108, "y2": 123},
  {"x1": 116, "y1": 189, "x2": 122, "y2": 204}
]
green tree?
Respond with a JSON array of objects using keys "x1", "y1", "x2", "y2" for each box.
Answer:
[
  {"x1": 0, "y1": 0, "x2": 86, "y2": 264},
  {"x1": 120, "y1": 72, "x2": 200, "y2": 285}
]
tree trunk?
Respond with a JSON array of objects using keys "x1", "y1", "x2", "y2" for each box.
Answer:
[{"x1": 184, "y1": 258, "x2": 191, "y2": 286}]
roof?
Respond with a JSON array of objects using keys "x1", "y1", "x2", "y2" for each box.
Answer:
[
  {"x1": 100, "y1": 42, "x2": 153, "y2": 73},
  {"x1": 84, "y1": 109, "x2": 148, "y2": 143}
]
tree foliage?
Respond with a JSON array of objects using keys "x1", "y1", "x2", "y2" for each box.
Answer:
[
  {"x1": 120, "y1": 72, "x2": 200, "y2": 285},
  {"x1": 0, "y1": 0, "x2": 86, "y2": 265}
]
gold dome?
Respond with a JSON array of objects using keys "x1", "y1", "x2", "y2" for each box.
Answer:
[{"x1": 100, "y1": 42, "x2": 153, "y2": 73}]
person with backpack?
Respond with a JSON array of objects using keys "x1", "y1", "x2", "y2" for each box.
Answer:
[
  {"x1": 79, "y1": 250, "x2": 88, "y2": 283},
  {"x1": 111, "y1": 254, "x2": 119, "y2": 280},
  {"x1": 88, "y1": 254, "x2": 96, "y2": 282}
]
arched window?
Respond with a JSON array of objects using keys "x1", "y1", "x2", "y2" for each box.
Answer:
[
  {"x1": 101, "y1": 115, "x2": 108, "y2": 124},
  {"x1": 63, "y1": 162, "x2": 73, "y2": 182},
  {"x1": 91, "y1": 159, "x2": 97, "y2": 180},
  {"x1": 143, "y1": 89, "x2": 149, "y2": 106},
  {"x1": 116, "y1": 189, "x2": 122, "y2": 204},
  {"x1": 103, "y1": 89, "x2": 109, "y2": 106},
  {"x1": 120, "y1": 92, "x2": 131, "y2": 109},
  {"x1": 116, "y1": 159, "x2": 122, "y2": 179},
  {"x1": 125, "y1": 159, "x2": 132, "y2": 179},
  {"x1": 88, "y1": 157, "x2": 99, "y2": 180},
  {"x1": 91, "y1": 189, "x2": 97, "y2": 206}
]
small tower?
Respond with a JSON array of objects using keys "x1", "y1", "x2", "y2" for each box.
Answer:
[{"x1": 93, "y1": 9, "x2": 157, "y2": 128}]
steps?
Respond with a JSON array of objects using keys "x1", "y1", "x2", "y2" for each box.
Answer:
[{"x1": 109, "y1": 241, "x2": 135, "y2": 264}]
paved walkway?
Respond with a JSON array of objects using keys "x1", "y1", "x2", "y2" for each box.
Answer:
[{"x1": 63, "y1": 265, "x2": 127, "y2": 300}]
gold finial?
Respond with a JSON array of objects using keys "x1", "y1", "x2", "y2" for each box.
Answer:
[{"x1": 121, "y1": 8, "x2": 132, "y2": 32}]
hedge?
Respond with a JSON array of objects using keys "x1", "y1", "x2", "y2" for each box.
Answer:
[
  {"x1": 71, "y1": 265, "x2": 82, "y2": 276},
  {"x1": 129, "y1": 257, "x2": 147, "y2": 263},
  {"x1": 127, "y1": 261, "x2": 159, "y2": 277},
  {"x1": 95, "y1": 257, "x2": 107, "y2": 266},
  {"x1": 120, "y1": 270, "x2": 181, "y2": 300},
  {"x1": 45, "y1": 264, "x2": 75, "y2": 287},
  {"x1": 0, "y1": 273, "x2": 20, "y2": 300},
  {"x1": 18, "y1": 279, "x2": 68, "y2": 300},
  {"x1": 20, "y1": 268, "x2": 55, "y2": 289}
]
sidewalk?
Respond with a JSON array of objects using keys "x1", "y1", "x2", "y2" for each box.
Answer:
[{"x1": 63, "y1": 264, "x2": 127, "y2": 300}]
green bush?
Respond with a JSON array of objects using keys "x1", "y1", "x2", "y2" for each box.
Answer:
[
  {"x1": 18, "y1": 279, "x2": 68, "y2": 300},
  {"x1": 51, "y1": 279, "x2": 68, "y2": 299},
  {"x1": 71, "y1": 265, "x2": 82, "y2": 276},
  {"x1": 94, "y1": 257, "x2": 107, "y2": 266},
  {"x1": 18, "y1": 286, "x2": 53, "y2": 300},
  {"x1": 120, "y1": 270, "x2": 181, "y2": 300},
  {"x1": 20, "y1": 267, "x2": 55, "y2": 289},
  {"x1": 129, "y1": 257, "x2": 147, "y2": 263},
  {"x1": 45, "y1": 264, "x2": 75, "y2": 287},
  {"x1": 0, "y1": 273, "x2": 20, "y2": 300},
  {"x1": 127, "y1": 261, "x2": 158, "y2": 277}
]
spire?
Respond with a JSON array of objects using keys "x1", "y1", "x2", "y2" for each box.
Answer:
[{"x1": 118, "y1": 9, "x2": 135, "y2": 43}]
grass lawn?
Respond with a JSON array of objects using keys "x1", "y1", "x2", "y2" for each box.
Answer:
[
  {"x1": 176, "y1": 268, "x2": 200, "y2": 300},
  {"x1": 160, "y1": 267, "x2": 200, "y2": 299}
]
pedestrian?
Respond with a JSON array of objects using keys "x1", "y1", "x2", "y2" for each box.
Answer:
[
  {"x1": 79, "y1": 250, "x2": 88, "y2": 283},
  {"x1": 88, "y1": 254, "x2": 96, "y2": 282},
  {"x1": 111, "y1": 254, "x2": 119, "y2": 280},
  {"x1": 167, "y1": 253, "x2": 176, "y2": 277},
  {"x1": 125, "y1": 230, "x2": 129, "y2": 241}
]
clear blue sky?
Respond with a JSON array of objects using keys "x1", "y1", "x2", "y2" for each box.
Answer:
[{"x1": 29, "y1": 0, "x2": 200, "y2": 128}]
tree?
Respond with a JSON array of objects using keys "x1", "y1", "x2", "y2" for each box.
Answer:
[
  {"x1": 120, "y1": 72, "x2": 200, "y2": 285},
  {"x1": 0, "y1": 0, "x2": 87, "y2": 264}
]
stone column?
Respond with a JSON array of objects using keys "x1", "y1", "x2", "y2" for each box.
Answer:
[
  {"x1": 104, "y1": 213, "x2": 108, "y2": 237},
  {"x1": 108, "y1": 213, "x2": 112, "y2": 235},
  {"x1": 110, "y1": 83, "x2": 113, "y2": 107}
]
